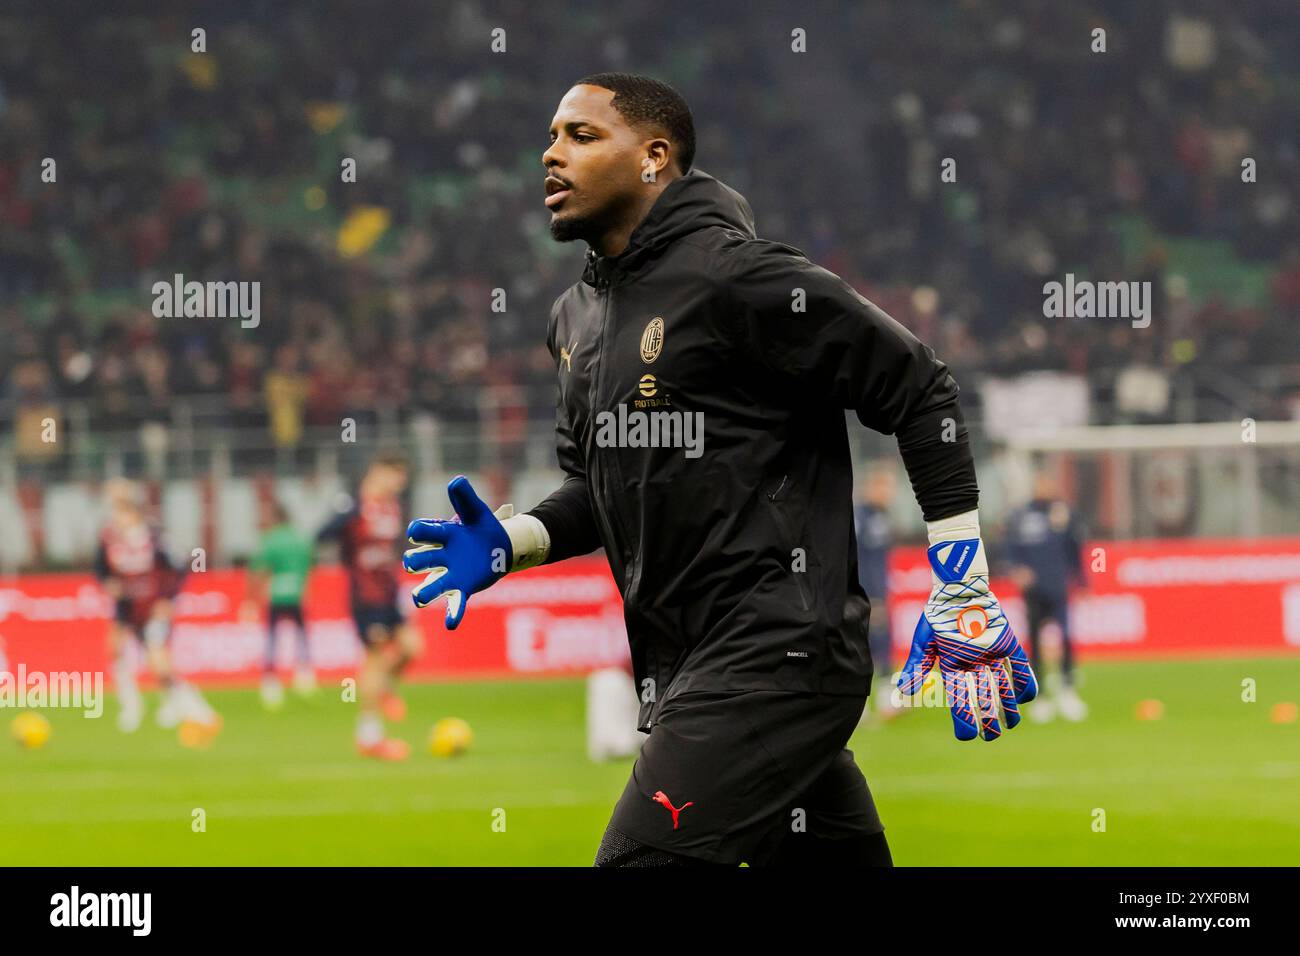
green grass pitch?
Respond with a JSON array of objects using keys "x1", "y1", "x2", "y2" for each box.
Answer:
[{"x1": 2, "y1": 657, "x2": 1298, "y2": 865}]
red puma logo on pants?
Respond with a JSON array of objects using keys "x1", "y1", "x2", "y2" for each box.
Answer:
[{"x1": 652, "y1": 790, "x2": 694, "y2": 829}]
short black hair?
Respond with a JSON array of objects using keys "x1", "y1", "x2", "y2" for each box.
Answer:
[{"x1": 575, "y1": 72, "x2": 696, "y2": 174}]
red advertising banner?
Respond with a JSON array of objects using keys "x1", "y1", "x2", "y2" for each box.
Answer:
[
  {"x1": 1, "y1": 538, "x2": 1297, "y2": 687},
  {"x1": 0, "y1": 558, "x2": 630, "y2": 686}
]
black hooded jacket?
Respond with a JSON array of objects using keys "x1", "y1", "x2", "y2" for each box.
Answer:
[{"x1": 528, "y1": 168, "x2": 978, "y2": 731}]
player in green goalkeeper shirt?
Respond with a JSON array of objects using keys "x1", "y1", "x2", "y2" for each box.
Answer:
[{"x1": 244, "y1": 501, "x2": 317, "y2": 709}]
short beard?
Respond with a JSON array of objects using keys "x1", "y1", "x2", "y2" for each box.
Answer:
[
  {"x1": 548, "y1": 211, "x2": 595, "y2": 244},
  {"x1": 548, "y1": 194, "x2": 629, "y2": 247}
]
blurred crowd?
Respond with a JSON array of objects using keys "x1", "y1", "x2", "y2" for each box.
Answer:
[{"x1": 3, "y1": 0, "x2": 1300, "y2": 458}]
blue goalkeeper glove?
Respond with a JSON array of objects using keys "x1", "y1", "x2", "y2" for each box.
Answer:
[
  {"x1": 404, "y1": 476, "x2": 550, "y2": 630},
  {"x1": 896, "y1": 510, "x2": 1038, "y2": 741}
]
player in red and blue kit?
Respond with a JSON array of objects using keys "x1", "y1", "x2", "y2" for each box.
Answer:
[
  {"x1": 317, "y1": 455, "x2": 421, "y2": 759},
  {"x1": 95, "y1": 478, "x2": 221, "y2": 741}
]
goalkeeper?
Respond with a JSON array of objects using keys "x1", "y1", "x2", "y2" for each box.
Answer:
[{"x1": 404, "y1": 74, "x2": 1037, "y2": 867}]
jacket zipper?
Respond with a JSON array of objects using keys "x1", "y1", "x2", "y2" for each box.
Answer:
[
  {"x1": 592, "y1": 275, "x2": 638, "y2": 591},
  {"x1": 591, "y1": 272, "x2": 653, "y2": 714}
]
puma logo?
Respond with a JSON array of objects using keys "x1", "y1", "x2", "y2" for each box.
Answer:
[
  {"x1": 652, "y1": 790, "x2": 694, "y2": 830},
  {"x1": 559, "y1": 336, "x2": 577, "y2": 372}
]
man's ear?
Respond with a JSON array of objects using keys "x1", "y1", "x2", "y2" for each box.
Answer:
[{"x1": 642, "y1": 139, "x2": 672, "y2": 182}]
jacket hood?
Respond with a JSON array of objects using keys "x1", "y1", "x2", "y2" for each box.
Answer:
[{"x1": 581, "y1": 168, "x2": 756, "y2": 288}]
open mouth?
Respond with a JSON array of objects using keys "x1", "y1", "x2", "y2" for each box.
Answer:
[{"x1": 544, "y1": 176, "x2": 573, "y2": 209}]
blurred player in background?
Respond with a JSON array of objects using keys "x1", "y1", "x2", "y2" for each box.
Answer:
[
  {"x1": 1004, "y1": 467, "x2": 1088, "y2": 722},
  {"x1": 854, "y1": 465, "x2": 902, "y2": 722},
  {"x1": 318, "y1": 455, "x2": 421, "y2": 760},
  {"x1": 95, "y1": 478, "x2": 221, "y2": 740},
  {"x1": 243, "y1": 500, "x2": 317, "y2": 710}
]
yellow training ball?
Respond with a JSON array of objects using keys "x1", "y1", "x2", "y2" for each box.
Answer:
[
  {"x1": 11, "y1": 711, "x2": 52, "y2": 750},
  {"x1": 428, "y1": 717, "x2": 473, "y2": 757}
]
